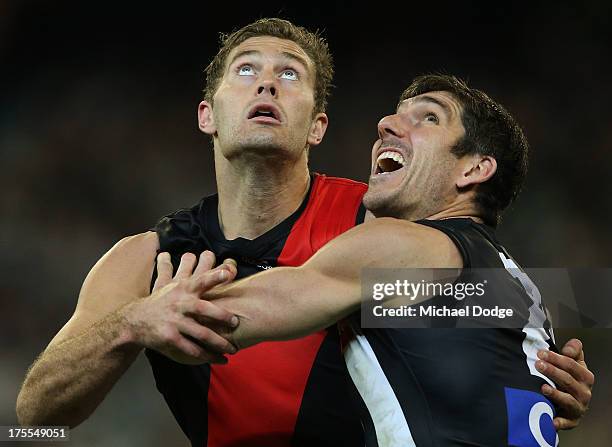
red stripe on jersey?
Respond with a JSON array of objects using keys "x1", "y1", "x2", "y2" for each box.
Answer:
[
  {"x1": 277, "y1": 174, "x2": 367, "y2": 267},
  {"x1": 206, "y1": 174, "x2": 366, "y2": 447}
]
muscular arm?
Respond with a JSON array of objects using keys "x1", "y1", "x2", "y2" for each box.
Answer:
[
  {"x1": 206, "y1": 218, "x2": 462, "y2": 348},
  {"x1": 16, "y1": 232, "x2": 237, "y2": 427},
  {"x1": 203, "y1": 218, "x2": 594, "y2": 431},
  {"x1": 16, "y1": 233, "x2": 158, "y2": 427}
]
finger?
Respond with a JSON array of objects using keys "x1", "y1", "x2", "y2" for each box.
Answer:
[
  {"x1": 188, "y1": 268, "x2": 231, "y2": 293},
  {"x1": 177, "y1": 319, "x2": 238, "y2": 354},
  {"x1": 561, "y1": 338, "x2": 584, "y2": 363},
  {"x1": 535, "y1": 359, "x2": 591, "y2": 405},
  {"x1": 537, "y1": 350, "x2": 593, "y2": 386},
  {"x1": 541, "y1": 384, "x2": 583, "y2": 420},
  {"x1": 153, "y1": 252, "x2": 174, "y2": 292},
  {"x1": 193, "y1": 250, "x2": 216, "y2": 277},
  {"x1": 170, "y1": 336, "x2": 228, "y2": 365},
  {"x1": 222, "y1": 258, "x2": 238, "y2": 268},
  {"x1": 175, "y1": 252, "x2": 197, "y2": 279},
  {"x1": 553, "y1": 417, "x2": 579, "y2": 431},
  {"x1": 184, "y1": 298, "x2": 239, "y2": 328},
  {"x1": 218, "y1": 263, "x2": 237, "y2": 283}
]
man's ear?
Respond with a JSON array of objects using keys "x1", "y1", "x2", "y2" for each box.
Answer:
[
  {"x1": 456, "y1": 154, "x2": 497, "y2": 188},
  {"x1": 198, "y1": 100, "x2": 217, "y2": 135},
  {"x1": 307, "y1": 112, "x2": 328, "y2": 147}
]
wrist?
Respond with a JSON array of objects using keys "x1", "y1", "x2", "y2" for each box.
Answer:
[{"x1": 115, "y1": 299, "x2": 145, "y2": 348}]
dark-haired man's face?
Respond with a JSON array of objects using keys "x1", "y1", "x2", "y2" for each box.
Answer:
[
  {"x1": 198, "y1": 36, "x2": 327, "y2": 162},
  {"x1": 363, "y1": 91, "x2": 467, "y2": 220}
]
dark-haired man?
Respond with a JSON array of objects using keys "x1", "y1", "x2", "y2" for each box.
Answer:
[{"x1": 17, "y1": 18, "x2": 592, "y2": 447}]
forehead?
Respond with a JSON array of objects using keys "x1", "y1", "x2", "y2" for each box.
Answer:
[
  {"x1": 398, "y1": 90, "x2": 463, "y2": 121},
  {"x1": 226, "y1": 36, "x2": 313, "y2": 68}
]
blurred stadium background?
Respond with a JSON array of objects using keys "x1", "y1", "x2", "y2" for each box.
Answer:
[{"x1": 1, "y1": 1, "x2": 610, "y2": 445}]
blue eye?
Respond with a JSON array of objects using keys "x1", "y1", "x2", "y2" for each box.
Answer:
[
  {"x1": 425, "y1": 112, "x2": 439, "y2": 124},
  {"x1": 238, "y1": 65, "x2": 254, "y2": 76},
  {"x1": 280, "y1": 69, "x2": 298, "y2": 81}
]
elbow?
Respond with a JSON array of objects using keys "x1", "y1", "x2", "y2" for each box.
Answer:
[
  {"x1": 16, "y1": 386, "x2": 40, "y2": 426},
  {"x1": 16, "y1": 379, "x2": 83, "y2": 429},
  {"x1": 16, "y1": 390, "x2": 83, "y2": 428}
]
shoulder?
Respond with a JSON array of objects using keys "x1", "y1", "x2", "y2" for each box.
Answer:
[
  {"x1": 154, "y1": 196, "x2": 210, "y2": 234},
  {"x1": 153, "y1": 196, "x2": 214, "y2": 252},
  {"x1": 106, "y1": 231, "x2": 159, "y2": 260},
  {"x1": 86, "y1": 231, "x2": 159, "y2": 287},
  {"x1": 63, "y1": 231, "x2": 159, "y2": 337}
]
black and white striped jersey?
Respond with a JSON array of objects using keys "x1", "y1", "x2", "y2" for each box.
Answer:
[{"x1": 340, "y1": 218, "x2": 559, "y2": 447}]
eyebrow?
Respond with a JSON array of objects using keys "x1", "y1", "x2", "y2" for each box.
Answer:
[
  {"x1": 279, "y1": 51, "x2": 310, "y2": 72},
  {"x1": 410, "y1": 95, "x2": 453, "y2": 119},
  {"x1": 228, "y1": 49, "x2": 259, "y2": 67},
  {"x1": 228, "y1": 50, "x2": 310, "y2": 74}
]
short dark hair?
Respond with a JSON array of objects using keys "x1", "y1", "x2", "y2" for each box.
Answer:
[
  {"x1": 204, "y1": 18, "x2": 334, "y2": 114},
  {"x1": 399, "y1": 74, "x2": 529, "y2": 226}
]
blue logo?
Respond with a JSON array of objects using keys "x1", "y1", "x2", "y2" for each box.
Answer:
[{"x1": 505, "y1": 387, "x2": 558, "y2": 447}]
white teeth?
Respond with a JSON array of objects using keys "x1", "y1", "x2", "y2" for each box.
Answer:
[{"x1": 376, "y1": 150, "x2": 406, "y2": 167}]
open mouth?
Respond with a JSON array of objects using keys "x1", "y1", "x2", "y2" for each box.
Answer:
[
  {"x1": 375, "y1": 150, "x2": 407, "y2": 175},
  {"x1": 248, "y1": 104, "x2": 281, "y2": 123}
]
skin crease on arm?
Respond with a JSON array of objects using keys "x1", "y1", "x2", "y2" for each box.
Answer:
[
  {"x1": 15, "y1": 232, "x2": 159, "y2": 427},
  {"x1": 206, "y1": 217, "x2": 463, "y2": 349}
]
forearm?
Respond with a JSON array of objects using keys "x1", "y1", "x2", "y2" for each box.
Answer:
[
  {"x1": 16, "y1": 307, "x2": 141, "y2": 427},
  {"x1": 208, "y1": 219, "x2": 462, "y2": 349},
  {"x1": 210, "y1": 266, "x2": 360, "y2": 349}
]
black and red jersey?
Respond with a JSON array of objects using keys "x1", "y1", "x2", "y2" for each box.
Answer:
[{"x1": 146, "y1": 173, "x2": 367, "y2": 446}]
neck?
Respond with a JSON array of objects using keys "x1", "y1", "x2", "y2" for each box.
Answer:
[
  {"x1": 426, "y1": 208, "x2": 483, "y2": 224},
  {"x1": 215, "y1": 149, "x2": 311, "y2": 240},
  {"x1": 420, "y1": 196, "x2": 484, "y2": 224},
  {"x1": 369, "y1": 196, "x2": 484, "y2": 225}
]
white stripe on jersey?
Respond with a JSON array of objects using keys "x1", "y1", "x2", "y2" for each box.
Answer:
[
  {"x1": 498, "y1": 252, "x2": 556, "y2": 388},
  {"x1": 522, "y1": 328, "x2": 555, "y2": 387},
  {"x1": 344, "y1": 326, "x2": 416, "y2": 447}
]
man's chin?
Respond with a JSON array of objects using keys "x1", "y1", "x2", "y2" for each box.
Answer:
[
  {"x1": 363, "y1": 188, "x2": 402, "y2": 219},
  {"x1": 229, "y1": 134, "x2": 290, "y2": 156}
]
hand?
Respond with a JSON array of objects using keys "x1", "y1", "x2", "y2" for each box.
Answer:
[
  {"x1": 124, "y1": 250, "x2": 238, "y2": 365},
  {"x1": 536, "y1": 338, "x2": 594, "y2": 430}
]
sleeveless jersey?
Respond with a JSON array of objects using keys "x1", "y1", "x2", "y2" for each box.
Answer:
[
  {"x1": 340, "y1": 218, "x2": 559, "y2": 447},
  {"x1": 146, "y1": 173, "x2": 367, "y2": 446}
]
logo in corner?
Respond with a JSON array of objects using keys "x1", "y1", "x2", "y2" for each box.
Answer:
[{"x1": 505, "y1": 387, "x2": 558, "y2": 447}]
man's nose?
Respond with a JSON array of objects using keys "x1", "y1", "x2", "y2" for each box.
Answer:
[
  {"x1": 377, "y1": 114, "x2": 404, "y2": 140},
  {"x1": 257, "y1": 78, "x2": 277, "y2": 98}
]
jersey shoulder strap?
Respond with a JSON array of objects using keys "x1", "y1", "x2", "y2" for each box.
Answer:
[{"x1": 278, "y1": 173, "x2": 367, "y2": 266}]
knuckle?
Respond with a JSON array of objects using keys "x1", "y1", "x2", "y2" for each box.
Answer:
[
  {"x1": 186, "y1": 344, "x2": 203, "y2": 358},
  {"x1": 559, "y1": 371, "x2": 574, "y2": 388},
  {"x1": 201, "y1": 271, "x2": 217, "y2": 284},
  {"x1": 573, "y1": 338, "x2": 583, "y2": 351},
  {"x1": 159, "y1": 326, "x2": 178, "y2": 344},
  {"x1": 195, "y1": 300, "x2": 210, "y2": 315},
  {"x1": 583, "y1": 389, "x2": 592, "y2": 404},
  {"x1": 167, "y1": 299, "x2": 180, "y2": 314},
  {"x1": 586, "y1": 371, "x2": 595, "y2": 386},
  {"x1": 181, "y1": 252, "x2": 195, "y2": 261},
  {"x1": 200, "y1": 300, "x2": 221, "y2": 317},
  {"x1": 194, "y1": 327, "x2": 212, "y2": 342}
]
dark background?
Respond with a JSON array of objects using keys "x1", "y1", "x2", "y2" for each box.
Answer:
[{"x1": 1, "y1": 1, "x2": 610, "y2": 445}]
